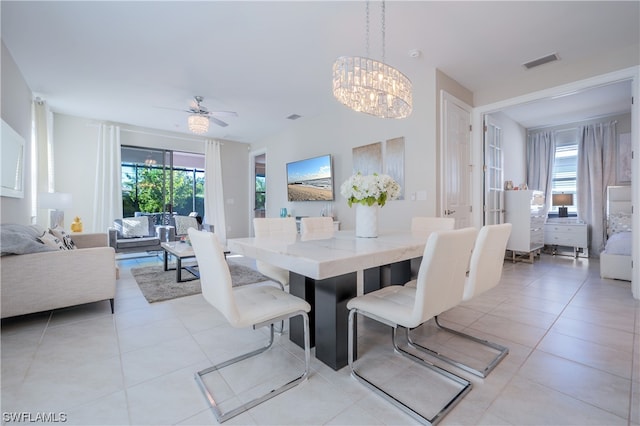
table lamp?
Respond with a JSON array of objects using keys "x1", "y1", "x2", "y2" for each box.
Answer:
[
  {"x1": 39, "y1": 192, "x2": 72, "y2": 228},
  {"x1": 552, "y1": 193, "x2": 573, "y2": 218}
]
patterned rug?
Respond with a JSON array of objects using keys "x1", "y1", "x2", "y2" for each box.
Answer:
[{"x1": 131, "y1": 258, "x2": 271, "y2": 303}]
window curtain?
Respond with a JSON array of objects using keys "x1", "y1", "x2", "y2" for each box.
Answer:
[
  {"x1": 526, "y1": 131, "x2": 555, "y2": 213},
  {"x1": 577, "y1": 121, "x2": 617, "y2": 256},
  {"x1": 92, "y1": 124, "x2": 122, "y2": 233},
  {"x1": 204, "y1": 139, "x2": 227, "y2": 245},
  {"x1": 32, "y1": 98, "x2": 54, "y2": 224}
]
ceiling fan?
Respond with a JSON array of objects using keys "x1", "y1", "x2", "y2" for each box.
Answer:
[{"x1": 184, "y1": 95, "x2": 238, "y2": 128}]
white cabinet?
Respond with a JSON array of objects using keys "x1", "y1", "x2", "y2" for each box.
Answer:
[
  {"x1": 544, "y1": 220, "x2": 588, "y2": 258},
  {"x1": 504, "y1": 190, "x2": 545, "y2": 262}
]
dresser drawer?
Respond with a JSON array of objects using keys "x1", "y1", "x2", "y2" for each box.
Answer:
[{"x1": 544, "y1": 223, "x2": 588, "y2": 247}]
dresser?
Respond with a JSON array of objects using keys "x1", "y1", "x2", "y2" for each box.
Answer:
[
  {"x1": 504, "y1": 190, "x2": 545, "y2": 262},
  {"x1": 544, "y1": 219, "x2": 588, "y2": 258}
]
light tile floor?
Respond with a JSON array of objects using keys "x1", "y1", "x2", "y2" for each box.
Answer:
[{"x1": 2, "y1": 253, "x2": 638, "y2": 425}]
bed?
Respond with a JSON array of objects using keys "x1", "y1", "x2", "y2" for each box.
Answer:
[{"x1": 600, "y1": 185, "x2": 632, "y2": 281}]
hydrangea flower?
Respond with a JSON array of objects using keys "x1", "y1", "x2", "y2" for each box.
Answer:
[{"x1": 340, "y1": 172, "x2": 400, "y2": 207}]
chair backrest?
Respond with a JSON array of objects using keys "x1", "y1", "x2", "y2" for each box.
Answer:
[
  {"x1": 300, "y1": 217, "x2": 334, "y2": 241},
  {"x1": 411, "y1": 227, "x2": 477, "y2": 327},
  {"x1": 174, "y1": 215, "x2": 200, "y2": 236},
  {"x1": 187, "y1": 228, "x2": 240, "y2": 325},
  {"x1": 253, "y1": 217, "x2": 297, "y2": 238},
  {"x1": 411, "y1": 217, "x2": 455, "y2": 235},
  {"x1": 463, "y1": 223, "x2": 512, "y2": 301}
]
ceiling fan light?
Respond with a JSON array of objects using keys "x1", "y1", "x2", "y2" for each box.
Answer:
[{"x1": 188, "y1": 114, "x2": 209, "y2": 134}]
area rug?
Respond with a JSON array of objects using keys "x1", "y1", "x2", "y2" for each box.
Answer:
[{"x1": 131, "y1": 259, "x2": 271, "y2": 303}]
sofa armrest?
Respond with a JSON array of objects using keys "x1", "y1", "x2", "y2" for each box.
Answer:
[{"x1": 71, "y1": 232, "x2": 108, "y2": 249}]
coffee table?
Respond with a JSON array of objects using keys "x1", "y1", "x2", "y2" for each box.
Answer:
[{"x1": 161, "y1": 241, "x2": 199, "y2": 282}]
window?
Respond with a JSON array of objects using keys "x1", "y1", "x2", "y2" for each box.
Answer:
[
  {"x1": 550, "y1": 129, "x2": 578, "y2": 215},
  {"x1": 120, "y1": 146, "x2": 205, "y2": 220}
]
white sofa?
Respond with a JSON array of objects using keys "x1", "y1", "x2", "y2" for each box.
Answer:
[{"x1": 1, "y1": 231, "x2": 117, "y2": 319}]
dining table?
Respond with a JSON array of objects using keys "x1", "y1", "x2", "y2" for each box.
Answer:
[{"x1": 227, "y1": 229, "x2": 430, "y2": 370}]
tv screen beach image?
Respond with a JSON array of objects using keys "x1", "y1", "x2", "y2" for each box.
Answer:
[{"x1": 287, "y1": 155, "x2": 334, "y2": 201}]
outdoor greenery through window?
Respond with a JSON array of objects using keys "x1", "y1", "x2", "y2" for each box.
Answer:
[
  {"x1": 551, "y1": 129, "x2": 578, "y2": 215},
  {"x1": 121, "y1": 146, "x2": 205, "y2": 221}
]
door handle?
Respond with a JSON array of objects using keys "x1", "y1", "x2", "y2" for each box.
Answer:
[{"x1": 445, "y1": 209, "x2": 456, "y2": 215}]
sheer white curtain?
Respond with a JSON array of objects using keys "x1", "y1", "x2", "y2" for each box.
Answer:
[
  {"x1": 92, "y1": 124, "x2": 122, "y2": 233},
  {"x1": 32, "y1": 99, "x2": 54, "y2": 224},
  {"x1": 526, "y1": 131, "x2": 555, "y2": 213},
  {"x1": 204, "y1": 139, "x2": 227, "y2": 245},
  {"x1": 577, "y1": 121, "x2": 617, "y2": 256}
]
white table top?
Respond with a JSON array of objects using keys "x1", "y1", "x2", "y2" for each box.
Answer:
[
  {"x1": 227, "y1": 230, "x2": 428, "y2": 280},
  {"x1": 161, "y1": 241, "x2": 195, "y2": 258}
]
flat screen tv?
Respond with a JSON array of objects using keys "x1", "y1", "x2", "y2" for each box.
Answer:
[{"x1": 286, "y1": 154, "x2": 334, "y2": 201}]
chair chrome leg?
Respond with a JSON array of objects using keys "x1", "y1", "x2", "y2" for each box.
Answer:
[
  {"x1": 406, "y1": 316, "x2": 509, "y2": 378},
  {"x1": 348, "y1": 310, "x2": 472, "y2": 425},
  {"x1": 195, "y1": 311, "x2": 310, "y2": 423}
]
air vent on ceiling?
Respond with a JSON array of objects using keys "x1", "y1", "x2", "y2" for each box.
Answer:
[
  {"x1": 287, "y1": 114, "x2": 302, "y2": 120},
  {"x1": 523, "y1": 53, "x2": 560, "y2": 70}
]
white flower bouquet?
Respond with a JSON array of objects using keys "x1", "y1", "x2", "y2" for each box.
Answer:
[{"x1": 340, "y1": 172, "x2": 401, "y2": 207}]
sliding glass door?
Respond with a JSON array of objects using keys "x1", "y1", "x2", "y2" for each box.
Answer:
[{"x1": 121, "y1": 146, "x2": 205, "y2": 222}]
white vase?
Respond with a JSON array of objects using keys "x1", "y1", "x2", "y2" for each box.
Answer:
[{"x1": 355, "y1": 204, "x2": 378, "y2": 238}]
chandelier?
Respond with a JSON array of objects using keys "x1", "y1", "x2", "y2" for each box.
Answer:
[
  {"x1": 188, "y1": 114, "x2": 209, "y2": 134},
  {"x1": 332, "y1": 1, "x2": 412, "y2": 119}
]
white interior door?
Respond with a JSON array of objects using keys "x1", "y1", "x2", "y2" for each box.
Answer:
[
  {"x1": 441, "y1": 91, "x2": 472, "y2": 228},
  {"x1": 484, "y1": 115, "x2": 505, "y2": 225}
]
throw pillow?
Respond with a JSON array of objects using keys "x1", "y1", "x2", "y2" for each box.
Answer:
[
  {"x1": 174, "y1": 216, "x2": 199, "y2": 236},
  {"x1": 609, "y1": 212, "x2": 632, "y2": 234},
  {"x1": 37, "y1": 231, "x2": 67, "y2": 251},
  {"x1": 122, "y1": 216, "x2": 150, "y2": 238},
  {"x1": 49, "y1": 226, "x2": 77, "y2": 250}
]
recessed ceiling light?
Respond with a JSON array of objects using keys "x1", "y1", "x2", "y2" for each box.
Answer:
[{"x1": 287, "y1": 114, "x2": 302, "y2": 120}]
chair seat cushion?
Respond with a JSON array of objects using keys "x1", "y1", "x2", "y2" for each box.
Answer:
[
  {"x1": 347, "y1": 285, "x2": 418, "y2": 328},
  {"x1": 116, "y1": 236, "x2": 160, "y2": 249},
  {"x1": 233, "y1": 285, "x2": 310, "y2": 328}
]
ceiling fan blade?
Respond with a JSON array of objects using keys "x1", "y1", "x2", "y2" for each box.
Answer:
[
  {"x1": 209, "y1": 116, "x2": 229, "y2": 127},
  {"x1": 208, "y1": 111, "x2": 238, "y2": 118}
]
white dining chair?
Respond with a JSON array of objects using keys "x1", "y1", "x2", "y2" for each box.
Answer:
[
  {"x1": 347, "y1": 227, "x2": 477, "y2": 425},
  {"x1": 188, "y1": 228, "x2": 311, "y2": 423},
  {"x1": 252, "y1": 217, "x2": 297, "y2": 289},
  {"x1": 409, "y1": 216, "x2": 455, "y2": 278},
  {"x1": 300, "y1": 216, "x2": 334, "y2": 241},
  {"x1": 406, "y1": 223, "x2": 512, "y2": 378}
]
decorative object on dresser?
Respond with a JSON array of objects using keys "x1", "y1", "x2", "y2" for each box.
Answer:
[
  {"x1": 552, "y1": 193, "x2": 574, "y2": 218},
  {"x1": 600, "y1": 185, "x2": 632, "y2": 281},
  {"x1": 504, "y1": 190, "x2": 545, "y2": 263},
  {"x1": 544, "y1": 219, "x2": 588, "y2": 258}
]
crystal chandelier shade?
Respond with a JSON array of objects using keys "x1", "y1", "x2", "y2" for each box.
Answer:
[
  {"x1": 332, "y1": 56, "x2": 412, "y2": 119},
  {"x1": 332, "y1": 1, "x2": 412, "y2": 119},
  {"x1": 188, "y1": 114, "x2": 209, "y2": 134}
]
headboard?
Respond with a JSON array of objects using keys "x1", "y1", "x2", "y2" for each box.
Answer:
[
  {"x1": 607, "y1": 186, "x2": 632, "y2": 215},
  {"x1": 607, "y1": 185, "x2": 632, "y2": 236}
]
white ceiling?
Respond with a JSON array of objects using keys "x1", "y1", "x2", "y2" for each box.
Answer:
[{"x1": 2, "y1": 1, "x2": 638, "y2": 142}]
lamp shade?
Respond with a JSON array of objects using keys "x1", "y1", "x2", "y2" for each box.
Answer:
[
  {"x1": 552, "y1": 193, "x2": 573, "y2": 206},
  {"x1": 38, "y1": 192, "x2": 72, "y2": 209}
]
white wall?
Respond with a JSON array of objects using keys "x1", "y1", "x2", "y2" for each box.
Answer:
[
  {"x1": 251, "y1": 68, "x2": 438, "y2": 233},
  {"x1": 1, "y1": 41, "x2": 33, "y2": 225}
]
